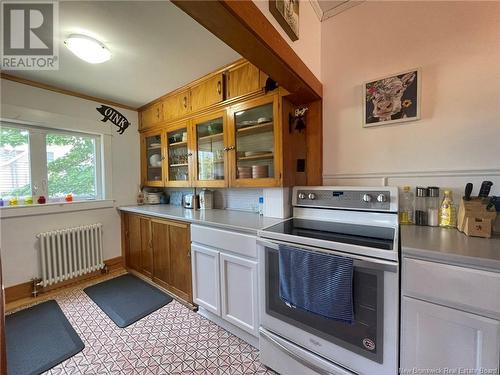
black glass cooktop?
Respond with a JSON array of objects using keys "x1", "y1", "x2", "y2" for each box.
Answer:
[{"x1": 264, "y1": 218, "x2": 395, "y2": 250}]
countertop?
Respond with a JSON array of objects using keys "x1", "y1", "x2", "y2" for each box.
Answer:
[
  {"x1": 118, "y1": 205, "x2": 284, "y2": 234},
  {"x1": 401, "y1": 225, "x2": 500, "y2": 271}
]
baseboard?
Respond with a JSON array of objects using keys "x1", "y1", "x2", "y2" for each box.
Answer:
[{"x1": 5, "y1": 256, "x2": 124, "y2": 303}]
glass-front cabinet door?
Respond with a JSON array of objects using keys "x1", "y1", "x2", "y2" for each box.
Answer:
[
  {"x1": 191, "y1": 111, "x2": 228, "y2": 188},
  {"x1": 142, "y1": 130, "x2": 165, "y2": 187},
  {"x1": 165, "y1": 122, "x2": 191, "y2": 187},
  {"x1": 229, "y1": 95, "x2": 280, "y2": 187}
]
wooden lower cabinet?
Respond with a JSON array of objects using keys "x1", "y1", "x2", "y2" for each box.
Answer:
[
  {"x1": 123, "y1": 213, "x2": 192, "y2": 304},
  {"x1": 125, "y1": 213, "x2": 151, "y2": 276}
]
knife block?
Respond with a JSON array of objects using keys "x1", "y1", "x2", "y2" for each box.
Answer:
[{"x1": 457, "y1": 198, "x2": 497, "y2": 238}]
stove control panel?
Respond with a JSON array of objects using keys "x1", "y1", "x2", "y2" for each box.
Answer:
[{"x1": 293, "y1": 187, "x2": 396, "y2": 211}]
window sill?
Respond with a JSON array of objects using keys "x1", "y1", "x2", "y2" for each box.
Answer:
[{"x1": 0, "y1": 200, "x2": 115, "y2": 219}]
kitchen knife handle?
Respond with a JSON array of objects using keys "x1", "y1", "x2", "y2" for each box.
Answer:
[
  {"x1": 479, "y1": 181, "x2": 493, "y2": 198},
  {"x1": 464, "y1": 183, "x2": 473, "y2": 201}
]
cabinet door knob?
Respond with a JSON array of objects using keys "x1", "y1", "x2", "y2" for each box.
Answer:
[
  {"x1": 217, "y1": 81, "x2": 222, "y2": 96},
  {"x1": 183, "y1": 96, "x2": 187, "y2": 109},
  {"x1": 187, "y1": 152, "x2": 193, "y2": 157},
  {"x1": 228, "y1": 146, "x2": 235, "y2": 151},
  {"x1": 223, "y1": 147, "x2": 229, "y2": 152}
]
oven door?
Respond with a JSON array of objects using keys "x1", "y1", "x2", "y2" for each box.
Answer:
[{"x1": 257, "y1": 238, "x2": 399, "y2": 375}]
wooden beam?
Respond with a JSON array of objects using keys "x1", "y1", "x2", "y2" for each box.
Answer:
[
  {"x1": 1, "y1": 73, "x2": 138, "y2": 112},
  {"x1": 172, "y1": 0, "x2": 322, "y2": 104}
]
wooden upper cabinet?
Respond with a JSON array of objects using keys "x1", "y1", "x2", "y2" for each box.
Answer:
[
  {"x1": 141, "y1": 130, "x2": 166, "y2": 187},
  {"x1": 163, "y1": 89, "x2": 190, "y2": 122},
  {"x1": 140, "y1": 102, "x2": 163, "y2": 130},
  {"x1": 227, "y1": 62, "x2": 261, "y2": 99},
  {"x1": 190, "y1": 73, "x2": 224, "y2": 113}
]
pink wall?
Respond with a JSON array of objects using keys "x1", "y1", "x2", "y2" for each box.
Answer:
[
  {"x1": 253, "y1": 0, "x2": 321, "y2": 79},
  {"x1": 321, "y1": 2, "x2": 500, "y2": 182}
]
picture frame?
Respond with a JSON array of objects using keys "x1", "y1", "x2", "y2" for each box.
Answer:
[
  {"x1": 363, "y1": 68, "x2": 421, "y2": 128},
  {"x1": 269, "y1": 0, "x2": 299, "y2": 41}
]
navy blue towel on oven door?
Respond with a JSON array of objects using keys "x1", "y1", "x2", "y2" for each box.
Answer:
[{"x1": 278, "y1": 244, "x2": 354, "y2": 323}]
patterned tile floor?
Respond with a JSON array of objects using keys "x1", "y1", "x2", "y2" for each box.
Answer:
[{"x1": 10, "y1": 276, "x2": 274, "y2": 375}]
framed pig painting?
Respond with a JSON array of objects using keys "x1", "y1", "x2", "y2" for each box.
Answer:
[{"x1": 363, "y1": 68, "x2": 421, "y2": 127}]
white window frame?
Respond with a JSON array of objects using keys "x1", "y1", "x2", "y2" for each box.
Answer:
[{"x1": 1, "y1": 120, "x2": 104, "y2": 202}]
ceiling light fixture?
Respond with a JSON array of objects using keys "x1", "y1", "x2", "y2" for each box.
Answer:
[{"x1": 64, "y1": 34, "x2": 111, "y2": 64}]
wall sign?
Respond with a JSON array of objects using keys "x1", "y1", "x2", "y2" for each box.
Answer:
[{"x1": 96, "y1": 105, "x2": 130, "y2": 134}]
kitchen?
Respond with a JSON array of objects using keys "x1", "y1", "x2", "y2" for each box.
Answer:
[{"x1": 1, "y1": 1, "x2": 499, "y2": 375}]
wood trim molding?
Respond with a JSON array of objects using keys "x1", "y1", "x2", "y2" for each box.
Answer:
[
  {"x1": 4, "y1": 256, "x2": 124, "y2": 303},
  {"x1": 172, "y1": 0, "x2": 322, "y2": 104},
  {"x1": 1, "y1": 73, "x2": 138, "y2": 112}
]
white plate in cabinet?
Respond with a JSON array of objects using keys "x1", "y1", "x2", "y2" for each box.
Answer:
[
  {"x1": 191, "y1": 243, "x2": 220, "y2": 315},
  {"x1": 401, "y1": 297, "x2": 500, "y2": 371},
  {"x1": 220, "y1": 253, "x2": 259, "y2": 336}
]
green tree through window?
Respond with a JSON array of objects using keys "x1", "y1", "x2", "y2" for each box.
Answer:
[
  {"x1": 46, "y1": 134, "x2": 96, "y2": 198},
  {"x1": 1, "y1": 126, "x2": 98, "y2": 200}
]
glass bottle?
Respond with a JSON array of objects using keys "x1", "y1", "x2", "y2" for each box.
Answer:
[
  {"x1": 426, "y1": 187, "x2": 440, "y2": 227},
  {"x1": 137, "y1": 186, "x2": 145, "y2": 205},
  {"x1": 439, "y1": 190, "x2": 456, "y2": 228},
  {"x1": 399, "y1": 186, "x2": 414, "y2": 224},
  {"x1": 415, "y1": 187, "x2": 428, "y2": 226}
]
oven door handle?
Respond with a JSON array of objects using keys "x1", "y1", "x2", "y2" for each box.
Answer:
[
  {"x1": 260, "y1": 328, "x2": 351, "y2": 375},
  {"x1": 257, "y1": 238, "x2": 398, "y2": 272}
]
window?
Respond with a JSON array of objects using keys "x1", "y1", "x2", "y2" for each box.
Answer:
[
  {"x1": 0, "y1": 121, "x2": 102, "y2": 203},
  {"x1": 0, "y1": 127, "x2": 31, "y2": 198}
]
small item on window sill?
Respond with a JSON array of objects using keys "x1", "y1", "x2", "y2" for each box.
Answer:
[
  {"x1": 25, "y1": 196, "x2": 33, "y2": 205},
  {"x1": 37, "y1": 196, "x2": 46, "y2": 204},
  {"x1": 0, "y1": 199, "x2": 4, "y2": 207},
  {"x1": 9, "y1": 197, "x2": 18, "y2": 206},
  {"x1": 65, "y1": 193, "x2": 73, "y2": 202}
]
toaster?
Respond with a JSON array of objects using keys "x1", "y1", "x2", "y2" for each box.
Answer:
[{"x1": 183, "y1": 194, "x2": 198, "y2": 209}]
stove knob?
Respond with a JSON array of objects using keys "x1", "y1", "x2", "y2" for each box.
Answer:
[
  {"x1": 362, "y1": 194, "x2": 372, "y2": 203},
  {"x1": 308, "y1": 193, "x2": 316, "y2": 200},
  {"x1": 298, "y1": 193, "x2": 306, "y2": 199},
  {"x1": 377, "y1": 194, "x2": 387, "y2": 203}
]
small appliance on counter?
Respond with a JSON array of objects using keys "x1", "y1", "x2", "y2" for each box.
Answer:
[
  {"x1": 183, "y1": 194, "x2": 199, "y2": 209},
  {"x1": 199, "y1": 189, "x2": 213, "y2": 210}
]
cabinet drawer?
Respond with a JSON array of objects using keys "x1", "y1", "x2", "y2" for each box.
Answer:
[
  {"x1": 191, "y1": 225, "x2": 257, "y2": 258},
  {"x1": 403, "y1": 258, "x2": 500, "y2": 317}
]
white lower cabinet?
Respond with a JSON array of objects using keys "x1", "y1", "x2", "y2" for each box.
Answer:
[
  {"x1": 191, "y1": 244, "x2": 220, "y2": 315},
  {"x1": 402, "y1": 296, "x2": 500, "y2": 371},
  {"x1": 191, "y1": 227, "x2": 259, "y2": 339},
  {"x1": 220, "y1": 253, "x2": 258, "y2": 335}
]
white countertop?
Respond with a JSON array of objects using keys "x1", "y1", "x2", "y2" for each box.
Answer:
[
  {"x1": 401, "y1": 225, "x2": 500, "y2": 271},
  {"x1": 118, "y1": 205, "x2": 284, "y2": 234}
]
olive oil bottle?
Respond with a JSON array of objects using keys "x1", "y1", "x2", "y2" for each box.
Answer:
[{"x1": 439, "y1": 190, "x2": 456, "y2": 228}]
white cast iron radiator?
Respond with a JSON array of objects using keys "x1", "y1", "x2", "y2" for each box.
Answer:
[{"x1": 37, "y1": 223, "x2": 105, "y2": 287}]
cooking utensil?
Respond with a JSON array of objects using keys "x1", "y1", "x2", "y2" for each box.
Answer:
[
  {"x1": 486, "y1": 196, "x2": 498, "y2": 211},
  {"x1": 463, "y1": 183, "x2": 473, "y2": 201},
  {"x1": 478, "y1": 181, "x2": 493, "y2": 198}
]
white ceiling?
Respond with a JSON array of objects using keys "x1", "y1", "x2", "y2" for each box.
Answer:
[{"x1": 4, "y1": 1, "x2": 240, "y2": 108}]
